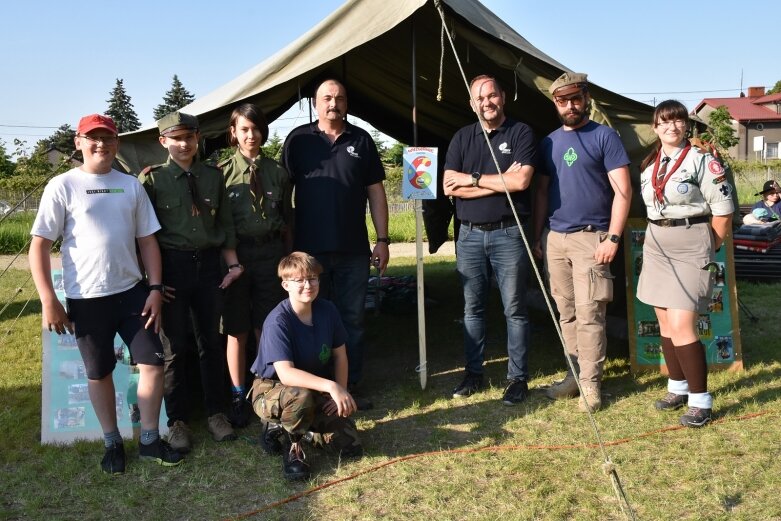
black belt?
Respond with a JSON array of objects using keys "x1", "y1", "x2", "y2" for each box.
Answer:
[
  {"x1": 463, "y1": 216, "x2": 522, "y2": 231},
  {"x1": 578, "y1": 224, "x2": 604, "y2": 233},
  {"x1": 161, "y1": 247, "x2": 219, "y2": 262},
  {"x1": 237, "y1": 232, "x2": 281, "y2": 246},
  {"x1": 647, "y1": 216, "x2": 710, "y2": 228}
]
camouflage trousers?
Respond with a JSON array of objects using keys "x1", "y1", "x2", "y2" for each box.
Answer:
[{"x1": 251, "y1": 378, "x2": 361, "y2": 453}]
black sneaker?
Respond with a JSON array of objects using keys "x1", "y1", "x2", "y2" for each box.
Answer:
[
  {"x1": 260, "y1": 420, "x2": 284, "y2": 455},
  {"x1": 139, "y1": 438, "x2": 184, "y2": 467},
  {"x1": 680, "y1": 407, "x2": 712, "y2": 428},
  {"x1": 654, "y1": 392, "x2": 687, "y2": 411},
  {"x1": 501, "y1": 378, "x2": 529, "y2": 406},
  {"x1": 229, "y1": 394, "x2": 251, "y2": 428},
  {"x1": 101, "y1": 441, "x2": 125, "y2": 475},
  {"x1": 282, "y1": 441, "x2": 311, "y2": 481},
  {"x1": 452, "y1": 372, "x2": 483, "y2": 398}
]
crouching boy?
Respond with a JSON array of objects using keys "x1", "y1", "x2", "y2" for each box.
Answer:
[{"x1": 250, "y1": 252, "x2": 363, "y2": 481}]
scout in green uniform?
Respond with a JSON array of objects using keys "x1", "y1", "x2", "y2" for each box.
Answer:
[
  {"x1": 220, "y1": 103, "x2": 293, "y2": 427},
  {"x1": 138, "y1": 111, "x2": 244, "y2": 452}
]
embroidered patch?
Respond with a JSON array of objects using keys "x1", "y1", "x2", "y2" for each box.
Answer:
[
  {"x1": 712, "y1": 175, "x2": 726, "y2": 184},
  {"x1": 719, "y1": 184, "x2": 731, "y2": 197},
  {"x1": 563, "y1": 147, "x2": 578, "y2": 167},
  {"x1": 708, "y1": 160, "x2": 724, "y2": 175},
  {"x1": 677, "y1": 184, "x2": 689, "y2": 194},
  {"x1": 318, "y1": 344, "x2": 332, "y2": 364},
  {"x1": 346, "y1": 146, "x2": 360, "y2": 158},
  {"x1": 498, "y1": 142, "x2": 511, "y2": 154}
]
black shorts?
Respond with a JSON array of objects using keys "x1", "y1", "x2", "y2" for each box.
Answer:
[{"x1": 67, "y1": 283, "x2": 164, "y2": 380}]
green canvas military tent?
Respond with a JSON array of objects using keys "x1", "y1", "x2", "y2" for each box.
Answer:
[{"x1": 117, "y1": 0, "x2": 655, "y2": 178}]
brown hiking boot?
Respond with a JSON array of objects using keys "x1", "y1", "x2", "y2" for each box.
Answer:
[
  {"x1": 545, "y1": 375, "x2": 579, "y2": 400},
  {"x1": 578, "y1": 385, "x2": 602, "y2": 412},
  {"x1": 166, "y1": 420, "x2": 193, "y2": 454},
  {"x1": 208, "y1": 413, "x2": 237, "y2": 442}
]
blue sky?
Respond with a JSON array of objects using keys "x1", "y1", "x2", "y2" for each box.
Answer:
[{"x1": 0, "y1": 0, "x2": 777, "y2": 152}]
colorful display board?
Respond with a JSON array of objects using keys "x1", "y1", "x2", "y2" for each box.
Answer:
[
  {"x1": 402, "y1": 147, "x2": 438, "y2": 200},
  {"x1": 624, "y1": 218, "x2": 743, "y2": 374},
  {"x1": 40, "y1": 269, "x2": 167, "y2": 444}
]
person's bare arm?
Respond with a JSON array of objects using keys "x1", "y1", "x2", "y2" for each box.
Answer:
[
  {"x1": 443, "y1": 162, "x2": 532, "y2": 199},
  {"x1": 594, "y1": 165, "x2": 631, "y2": 264},
  {"x1": 29, "y1": 235, "x2": 71, "y2": 335},
  {"x1": 274, "y1": 355, "x2": 356, "y2": 417},
  {"x1": 711, "y1": 215, "x2": 732, "y2": 251},
  {"x1": 367, "y1": 182, "x2": 390, "y2": 273},
  {"x1": 137, "y1": 234, "x2": 163, "y2": 333}
]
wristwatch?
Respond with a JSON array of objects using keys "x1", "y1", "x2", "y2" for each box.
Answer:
[
  {"x1": 376, "y1": 237, "x2": 391, "y2": 245},
  {"x1": 608, "y1": 234, "x2": 621, "y2": 244},
  {"x1": 471, "y1": 172, "x2": 482, "y2": 187},
  {"x1": 228, "y1": 263, "x2": 243, "y2": 271},
  {"x1": 148, "y1": 284, "x2": 164, "y2": 293}
]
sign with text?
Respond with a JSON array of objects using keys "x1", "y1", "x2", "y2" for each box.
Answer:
[
  {"x1": 623, "y1": 218, "x2": 743, "y2": 374},
  {"x1": 403, "y1": 147, "x2": 438, "y2": 200}
]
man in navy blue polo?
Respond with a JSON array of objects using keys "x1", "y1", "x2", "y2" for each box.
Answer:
[
  {"x1": 443, "y1": 75, "x2": 536, "y2": 405},
  {"x1": 281, "y1": 79, "x2": 389, "y2": 410}
]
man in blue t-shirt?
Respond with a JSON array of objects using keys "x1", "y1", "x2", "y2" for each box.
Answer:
[
  {"x1": 532, "y1": 72, "x2": 632, "y2": 413},
  {"x1": 249, "y1": 252, "x2": 362, "y2": 481},
  {"x1": 443, "y1": 74, "x2": 536, "y2": 406}
]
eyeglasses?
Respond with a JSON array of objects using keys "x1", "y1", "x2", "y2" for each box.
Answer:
[
  {"x1": 286, "y1": 278, "x2": 320, "y2": 286},
  {"x1": 78, "y1": 135, "x2": 118, "y2": 145},
  {"x1": 655, "y1": 119, "x2": 687, "y2": 128},
  {"x1": 553, "y1": 94, "x2": 585, "y2": 107}
]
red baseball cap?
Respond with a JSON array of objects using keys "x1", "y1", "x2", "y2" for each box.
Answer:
[{"x1": 77, "y1": 114, "x2": 118, "y2": 135}]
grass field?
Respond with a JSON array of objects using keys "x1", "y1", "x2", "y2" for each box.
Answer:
[{"x1": 1, "y1": 254, "x2": 780, "y2": 520}]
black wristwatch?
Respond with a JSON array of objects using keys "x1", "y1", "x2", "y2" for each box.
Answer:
[
  {"x1": 608, "y1": 234, "x2": 621, "y2": 244},
  {"x1": 471, "y1": 172, "x2": 482, "y2": 187},
  {"x1": 148, "y1": 284, "x2": 164, "y2": 293},
  {"x1": 376, "y1": 237, "x2": 391, "y2": 245}
]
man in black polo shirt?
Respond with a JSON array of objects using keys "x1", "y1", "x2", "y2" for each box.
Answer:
[
  {"x1": 443, "y1": 75, "x2": 536, "y2": 405},
  {"x1": 281, "y1": 78, "x2": 389, "y2": 410}
]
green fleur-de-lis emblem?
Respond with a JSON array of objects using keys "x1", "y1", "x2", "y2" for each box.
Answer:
[
  {"x1": 319, "y1": 344, "x2": 331, "y2": 364},
  {"x1": 563, "y1": 147, "x2": 578, "y2": 167}
]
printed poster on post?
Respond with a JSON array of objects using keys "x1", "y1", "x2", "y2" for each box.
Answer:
[
  {"x1": 41, "y1": 269, "x2": 168, "y2": 444},
  {"x1": 403, "y1": 147, "x2": 438, "y2": 200},
  {"x1": 623, "y1": 218, "x2": 743, "y2": 374}
]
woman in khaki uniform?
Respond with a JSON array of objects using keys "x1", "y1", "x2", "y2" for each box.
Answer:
[
  {"x1": 637, "y1": 100, "x2": 734, "y2": 428},
  {"x1": 220, "y1": 104, "x2": 293, "y2": 427}
]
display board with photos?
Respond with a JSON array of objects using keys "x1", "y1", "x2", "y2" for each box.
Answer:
[
  {"x1": 623, "y1": 218, "x2": 743, "y2": 374},
  {"x1": 41, "y1": 269, "x2": 168, "y2": 444}
]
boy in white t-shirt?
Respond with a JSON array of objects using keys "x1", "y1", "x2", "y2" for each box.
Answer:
[{"x1": 30, "y1": 114, "x2": 183, "y2": 474}]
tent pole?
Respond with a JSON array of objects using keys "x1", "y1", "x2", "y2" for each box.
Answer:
[{"x1": 411, "y1": 14, "x2": 427, "y2": 390}]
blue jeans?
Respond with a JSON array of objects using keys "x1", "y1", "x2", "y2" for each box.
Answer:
[
  {"x1": 456, "y1": 223, "x2": 530, "y2": 381},
  {"x1": 314, "y1": 253, "x2": 370, "y2": 386}
]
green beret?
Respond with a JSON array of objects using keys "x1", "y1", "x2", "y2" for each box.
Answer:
[{"x1": 157, "y1": 111, "x2": 199, "y2": 135}]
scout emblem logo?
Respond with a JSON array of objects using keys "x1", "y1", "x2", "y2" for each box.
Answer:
[
  {"x1": 677, "y1": 184, "x2": 688, "y2": 194},
  {"x1": 563, "y1": 147, "x2": 578, "y2": 167},
  {"x1": 346, "y1": 146, "x2": 360, "y2": 158},
  {"x1": 708, "y1": 160, "x2": 724, "y2": 175},
  {"x1": 319, "y1": 344, "x2": 331, "y2": 364},
  {"x1": 498, "y1": 142, "x2": 511, "y2": 154}
]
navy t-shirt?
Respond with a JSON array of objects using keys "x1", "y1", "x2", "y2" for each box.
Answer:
[
  {"x1": 282, "y1": 122, "x2": 385, "y2": 255},
  {"x1": 538, "y1": 120, "x2": 630, "y2": 233},
  {"x1": 251, "y1": 298, "x2": 348, "y2": 380},
  {"x1": 444, "y1": 118, "x2": 536, "y2": 223}
]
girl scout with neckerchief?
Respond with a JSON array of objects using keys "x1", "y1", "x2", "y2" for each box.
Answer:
[{"x1": 636, "y1": 99, "x2": 734, "y2": 428}]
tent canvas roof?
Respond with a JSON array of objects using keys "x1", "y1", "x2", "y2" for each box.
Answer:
[{"x1": 117, "y1": 0, "x2": 655, "y2": 174}]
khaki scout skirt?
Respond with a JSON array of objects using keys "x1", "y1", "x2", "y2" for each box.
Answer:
[{"x1": 637, "y1": 221, "x2": 715, "y2": 313}]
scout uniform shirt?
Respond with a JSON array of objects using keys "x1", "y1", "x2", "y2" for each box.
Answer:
[
  {"x1": 138, "y1": 157, "x2": 236, "y2": 250},
  {"x1": 640, "y1": 145, "x2": 734, "y2": 220},
  {"x1": 220, "y1": 149, "x2": 292, "y2": 241}
]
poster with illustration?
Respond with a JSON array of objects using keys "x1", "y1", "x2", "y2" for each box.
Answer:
[
  {"x1": 402, "y1": 147, "x2": 438, "y2": 200},
  {"x1": 623, "y1": 218, "x2": 743, "y2": 373},
  {"x1": 41, "y1": 269, "x2": 167, "y2": 444}
]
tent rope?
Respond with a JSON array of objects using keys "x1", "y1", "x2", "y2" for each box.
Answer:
[
  {"x1": 434, "y1": 2, "x2": 636, "y2": 519},
  {"x1": 436, "y1": 22, "x2": 444, "y2": 101}
]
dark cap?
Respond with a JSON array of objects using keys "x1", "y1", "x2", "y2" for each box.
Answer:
[
  {"x1": 549, "y1": 72, "x2": 589, "y2": 96},
  {"x1": 157, "y1": 111, "x2": 199, "y2": 136},
  {"x1": 77, "y1": 114, "x2": 118, "y2": 135},
  {"x1": 755, "y1": 180, "x2": 780, "y2": 196}
]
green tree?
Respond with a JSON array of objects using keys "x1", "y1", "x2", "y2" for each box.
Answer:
[
  {"x1": 0, "y1": 140, "x2": 15, "y2": 178},
  {"x1": 767, "y1": 81, "x2": 781, "y2": 95},
  {"x1": 262, "y1": 131, "x2": 283, "y2": 161},
  {"x1": 153, "y1": 75, "x2": 196, "y2": 121},
  {"x1": 35, "y1": 124, "x2": 76, "y2": 155},
  {"x1": 382, "y1": 141, "x2": 405, "y2": 166},
  {"x1": 370, "y1": 129, "x2": 386, "y2": 156},
  {"x1": 702, "y1": 105, "x2": 738, "y2": 154},
  {"x1": 106, "y1": 78, "x2": 141, "y2": 133}
]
